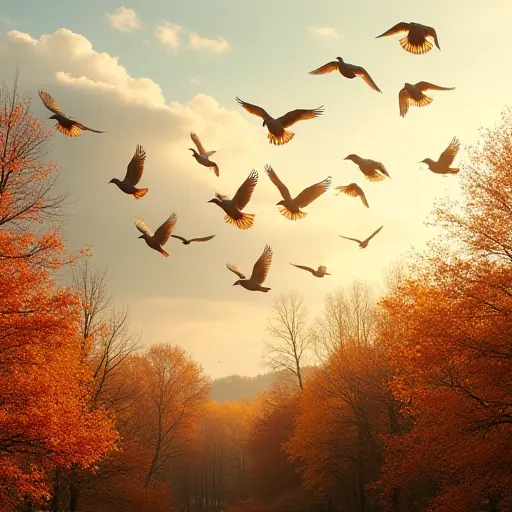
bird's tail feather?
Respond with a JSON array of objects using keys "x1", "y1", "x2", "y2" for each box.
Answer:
[
  {"x1": 224, "y1": 213, "x2": 255, "y2": 230},
  {"x1": 279, "y1": 207, "x2": 307, "y2": 221},
  {"x1": 260, "y1": 287, "x2": 271, "y2": 293},
  {"x1": 134, "y1": 188, "x2": 149, "y2": 199},
  {"x1": 159, "y1": 248, "x2": 169, "y2": 257},
  {"x1": 400, "y1": 37, "x2": 433, "y2": 55},
  {"x1": 447, "y1": 168, "x2": 460, "y2": 174},
  {"x1": 268, "y1": 130, "x2": 294, "y2": 146}
]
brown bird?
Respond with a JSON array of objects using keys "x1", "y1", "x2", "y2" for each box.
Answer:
[
  {"x1": 236, "y1": 97, "x2": 324, "y2": 146},
  {"x1": 38, "y1": 90, "x2": 105, "y2": 137},
  {"x1": 339, "y1": 225, "x2": 384, "y2": 248},
  {"x1": 189, "y1": 132, "x2": 219, "y2": 177},
  {"x1": 376, "y1": 22, "x2": 441, "y2": 55},
  {"x1": 335, "y1": 183, "x2": 369, "y2": 208},
  {"x1": 208, "y1": 170, "x2": 258, "y2": 229},
  {"x1": 309, "y1": 57, "x2": 381, "y2": 93},
  {"x1": 265, "y1": 164, "x2": 331, "y2": 221},
  {"x1": 134, "y1": 213, "x2": 176, "y2": 257},
  {"x1": 109, "y1": 144, "x2": 148, "y2": 199},
  {"x1": 344, "y1": 154, "x2": 390, "y2": 182},
  {"x1": 399, "y1": 82, "x2": 455, "y2": 118},
  {"x1": 290, "y1": 263, "x2": 331, "y2": 278},
  {"x1": 420, "y1": 137, "x2": 460, "y2": 175},
  {"x1": 171, "y1": 234, "x2": 216, "y2": 245},
  {"x1": 226, "y1": 245, "x2": 273, "y2": 292}
]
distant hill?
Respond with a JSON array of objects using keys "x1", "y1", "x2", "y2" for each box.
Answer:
[{"x1": 210, "y1": 372, "x2": 281, "y2": 403}]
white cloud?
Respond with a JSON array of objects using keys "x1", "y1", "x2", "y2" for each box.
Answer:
[
  {"x1": 188, "y1": 32, "x2": 230, "y2": 54},
  {"x1": 308, "y1": 26, "x2": 340, "y2": 38},
  {"x1": 105, "y1": 6, "x2": 141, "y2": 33},
  {"x1": 190, "y1": 78, "x2": 200, "y2": 85},
  {"x1": 154, "y1": 21, "x2": 183, "y2": 51}
]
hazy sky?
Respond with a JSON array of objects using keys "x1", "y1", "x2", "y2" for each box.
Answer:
[{"x1": 1, "y1": 0, "x2": 510, "y2": 379}]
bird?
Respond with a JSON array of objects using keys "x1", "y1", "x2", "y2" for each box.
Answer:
[
  {"x1": 208, "y1": 170, "x2": 258, "y2": 229},
  {"x1": 109, "y1": 144, "x2": 148, "y2": 199},
  {"x1": 171, "y1": 234, "x2": 216, "y2": 245},
  {"x1": 134, "y1": 213, "x2": 177, "y2": 257},
  {"x1": 290, "y1": 264, "x2": 331, "y2": 278},
  {"x1": 420, "y1": 137, "x2": 460, "y2": 175},
  {"x1": 309, "y1": 57, "x2": 381, "y2": 93},
  {"x1": 226, "y1": 245, "x2": 273, "y2": 292},
  {"x1": 339, "y1": 225, "x2": 384, "y2": 249},
  {"x1": 38, "y1": 90, "x2": 105, "y2": 137},
  {"x1": 264, "y1": 165, "x2": 331, "y2": 221},
  {"x1": 189, "y1": 132, "x2": 219, "y2": 177},
  {"x1": 335, "y1": 183, "x2": 369, "y2": 208},
  {"x1": 399, "y1": 82, "x2": 455, "y2": 118},
  {"x1": 235, "y1": 97, "x2": 324, "y2": 146},
  {"x1": 375, "y1": 22, "x2": 441, "y2": 55},
  {"x1": 344, "y1": 155, "x2": 390, "y2": 182}
]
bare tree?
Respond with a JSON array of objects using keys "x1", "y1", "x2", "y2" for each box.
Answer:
[
  {"x1": 264, "y1": 291, "x2": 312, "y2": 390},
  {"x1": 312, "y1": 281, "x2": 378, "y2": 362}
]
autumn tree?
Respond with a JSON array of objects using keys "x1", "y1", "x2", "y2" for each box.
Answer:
[
  {"x1": 376, "y1": 108, "x2": 512, "y2": 511},
  {"x1": 264, "y1": 292, "x2": 312, "y2": 390}
]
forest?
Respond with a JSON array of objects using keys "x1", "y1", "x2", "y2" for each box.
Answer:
[{"x1": 1, "y1": 76, "x2": 511, "y2": 512}]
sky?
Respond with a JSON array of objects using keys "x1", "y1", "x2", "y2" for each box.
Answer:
[{"x1": 0, "y1": 0, "x2": 510, "y2": 379}]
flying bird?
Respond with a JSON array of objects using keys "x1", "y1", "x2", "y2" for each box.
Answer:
[
  {"x1": 189, "y1": 132, "x2": 219, "y2": 177},
  {"x1": 290, "y1": 264, "x2": 331, "y2": 278},
  {"x1": 420, "y1": 137, "x2": 460, "y2": 175},
  {"x1": 344, "y1": 154, "x2": 390, "y2": 182},
  {"x1": 309, "y1": 57, "x2": 381, "y2": 93},
  {"x1": 134, "y1": 213, "x2": 177, "y2": 257},
  {"x1": 38, "y1": 90, "x2": 105, "y2": 137},
  {"x1": 208, "y1": 170, "x2": 258, "y2": 229},
  {"x1": 335, "y1": 183, "x2": 369, "y2": 208},
  {"x1": 171, "y1": 234, "x2": 216, "y2": 245},
  {"x1": 376, "y1": 22, "x2": 441, "y2": 55},
  {"x1": 399, "y1": 82, "x2": 455, "y2": 118},
  {"x1": 235, "y1": 97, "x2": 324, "y2": 146},
  {"x1": 226, "y1": 245, "x2": 273, "y2": 292},
  {"x1": 109, "y1": 144, "x2": 148, "y2": 199},
  {"x1": 339, "y1": 225, "x2": 384, "y2": 249},
  {"x1": 265, "y1": 165, "x2": 331, "y2": 221}
]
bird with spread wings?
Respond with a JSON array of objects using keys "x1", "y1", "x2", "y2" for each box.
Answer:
[
  {"x1": 398, "y1": 82, "x2": 455, "y2": 118},
  {"x1": 226, "y1": 245, "x2": 273, "y2": 292},
  {"x1": 339, "y1": 225, "x2": 384, "y2": 249},
  {"x1": 134, "y1": 213, "x2": 177, "y2": 257},
  {"x1": 109, "y1": 144, "x2": 148, "y2": 199},
  {"x1": 376, "y1": 22, "x2": 441, "y2": 55}
]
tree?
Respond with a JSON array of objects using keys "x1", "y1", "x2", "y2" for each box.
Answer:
[{"x1": 264, "y1": 292, "x2": 312, "y2": 390}]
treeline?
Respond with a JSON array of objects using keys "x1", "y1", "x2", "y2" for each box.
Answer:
[{"x1": 1, "y1": 79, "x2": 511, "y2": 512}]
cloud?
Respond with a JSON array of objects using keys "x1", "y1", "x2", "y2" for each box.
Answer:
[
  {"x1": 188, "y1": 32, "x2": 230, "y2": 54},
  {"x1": 308, "y1": 26, "x2": 340, "y2": 38},
  {"x1": 154, "y1": 20, "x2": 230, "y2": 54},
  {"x1": 190, "y1": 78, "x2": 200, "y2": 85},
  {"x1": 154, "y1": 21, "x2": 183, "y2": 51},
  {"x1": 105, "y1": 7, "x2": 141, "y2": 33}
]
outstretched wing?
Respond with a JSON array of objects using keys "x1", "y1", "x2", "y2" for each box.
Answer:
[
  {"x1": 170, "y1": 234, "x2": 188, "y2": 243},
  {"x1": 290, "y1": 263, "x2": 314, "y2": 274},
  {"x1": 124, "y1": 144, "x2": 146, "y2": 185},
  {"x1": 309, "y1": 61, "x2": 339, "y2": 75},
  {"x1": 73, "y1": 121, "x2": 105, "y2": 133},
  {"x1": 425, "y1": 25, "x2": 441, "y2": 50},
  {"x1": 235, "y1": 97, "x2": 271, "y2": 120},
  {"x1": 226, "y1": 263, "x2": 246, "y2": 280},
  {"x1": 38, "y1": 90, "x2": 66, "y2": 116},
  {"x1": 294, "y1": 176, "x2": 332, "y2": 207},
  {"x1": 415, "y1": 82, "x2": 455, "y2": 92},
  {"x1": 250, "y1": 245, "x2": 273, "y2": 284},
  {"x1": 339, "y1": 235, "x2": 363, "y2": 244},
  {"x1": 277, "y1": 107, "x2": 324, "y2": 128},
  {"x1": 375, "y1": 22, "x2": 410, "y2": 38},
  {"x1": 438, "y1": 137, "x2": 460, "y2": 167},
  {"x1": 399, "y1": 87, "x2": 410, "y2": 117},
  {"x1": 232, "y1": 170, "x2": 258, "y2": 210},
  {"x1": 153, "y1": 213, "x2": 177, "y2": 245},
  {"x1": 364, "y1": 225, "x2": 384, "y2": 244},
  {"x1": 190, "y1": 132, "x2": 206, "y2": 155},
  {"x1": 134, "y1": 218, "x2": 152, "y2": 237},
  {"x1": 264, "y1": 165, "x2": 292, "y2": 201},
  {"x1": 189, "y1": 235, "x2": 216, "y2": 243},
  {"x1": 336, "y1": 184, "x2": 369, "y2": 208},
  {"x1": 354, "y1": 67, "x2": 382, "y2": 93}
]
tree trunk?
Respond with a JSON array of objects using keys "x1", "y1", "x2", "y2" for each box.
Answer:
[{"x1": 69, "y1": 467, "x2": 80, "y2": 512}]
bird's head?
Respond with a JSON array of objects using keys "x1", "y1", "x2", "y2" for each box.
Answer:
[
  {"x1": 188, "y1": 148, "x2": 198, "y2": 156},
  {"x1": 49, "y1": 115, "x2": 57, "y2": 120},
  {"x1": 138, "y1": 235, "x2": 145, "y2": 239},
  {"x1": 208, "y1": 198, "x2": 221, "y2": 205},
  {"x1": 344, "y1": 154, "x2": 356, "y2": 162},
  {"x1": 108, "y1": 178, "x2": 119, "y2": 185},
  {"x1": 420, "y1": 158, "x2": 433, "y2": 167},
  {"x1": 336, "y1": 56, "x2": 343, "y2": 62},
  {"x1": 276, "y1": 200, "x2": 285, "y2": 206},
  {"x1": 233, "y1": 280, "x2": 241, "y2": 287}
]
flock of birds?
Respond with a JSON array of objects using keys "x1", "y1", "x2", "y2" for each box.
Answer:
[{"x1": 36, "y1": 21, "x2": 461, "y2": 293}]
